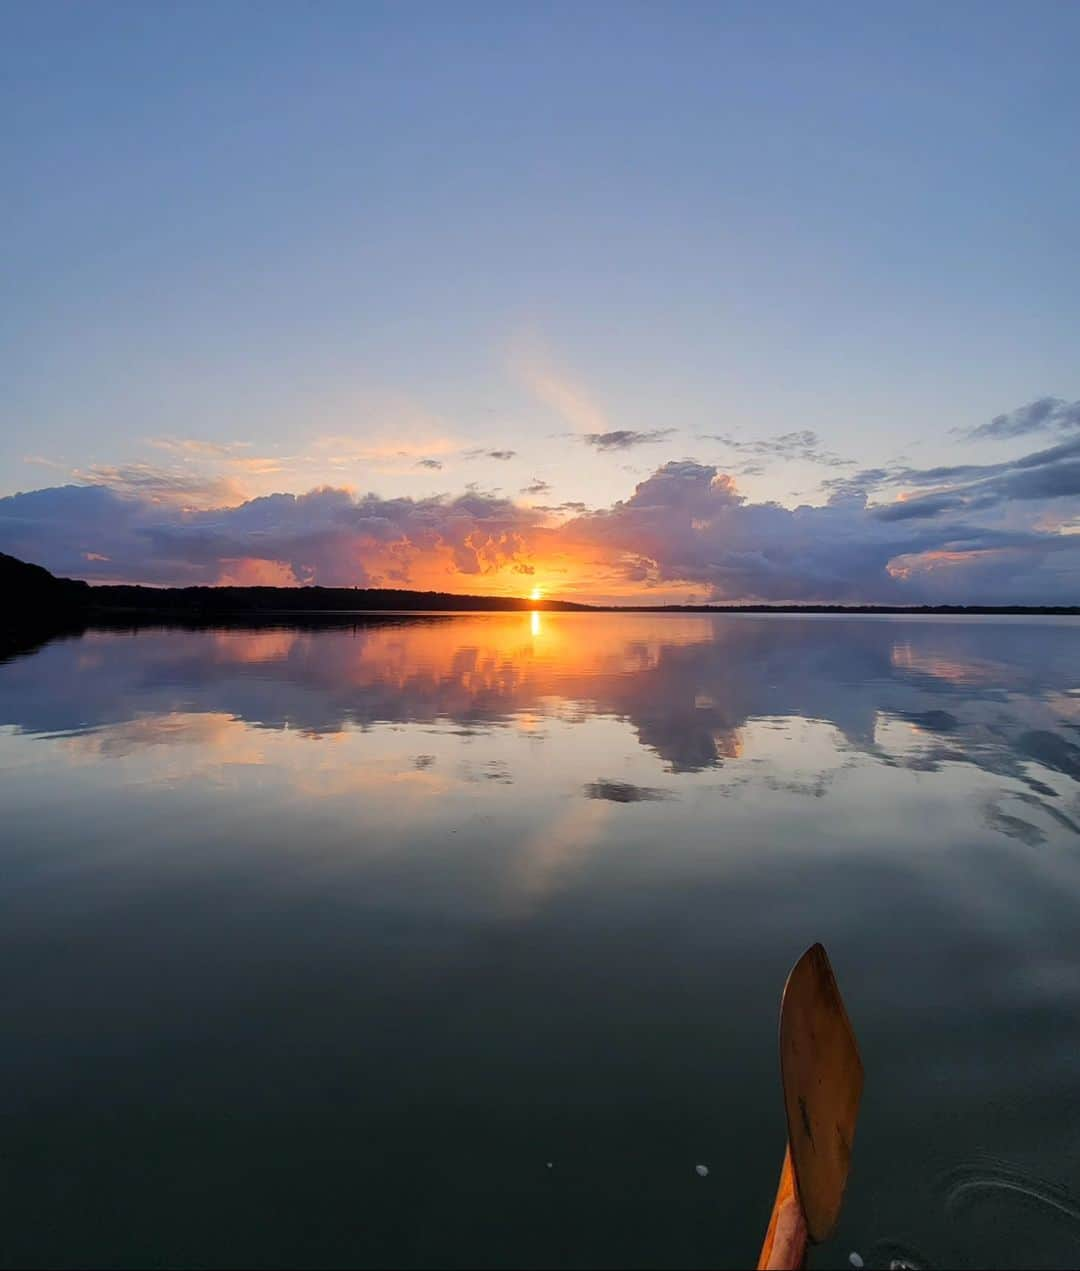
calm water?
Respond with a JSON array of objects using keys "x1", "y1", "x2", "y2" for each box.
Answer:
[{"x1": 2, "y1": 613, "x2": 1080, "y2": 1269}]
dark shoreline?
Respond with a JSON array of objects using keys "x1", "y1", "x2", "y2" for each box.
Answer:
[
  {"x1": 68, "y1": 601, "x2": 1080, "y2": 616},
  {"x1": 3, "y1": 552, "x2": 1078, "y2": 650}
]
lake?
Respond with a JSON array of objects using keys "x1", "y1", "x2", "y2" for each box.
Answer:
[{"x1": 2, "y1": 612, "x2": 1079, "y2": 1269}]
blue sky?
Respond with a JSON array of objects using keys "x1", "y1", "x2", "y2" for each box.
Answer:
[{"x1": 2, "y1": 2, "x2": 1079, "y2": 601}]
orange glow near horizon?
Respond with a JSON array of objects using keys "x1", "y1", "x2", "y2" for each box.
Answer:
[{"x1": 204, "y1": 548, "x2": 709, "y2": 607}]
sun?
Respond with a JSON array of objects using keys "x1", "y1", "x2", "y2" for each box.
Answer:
[{"x1": 529, "y1": 586, "x2": 543, "y2": 602}]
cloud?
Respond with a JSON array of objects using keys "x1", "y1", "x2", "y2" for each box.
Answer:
[
  {"x1": 557, "y1": 454, "x2": 1080, "y2": 603},
  {"x1": 864, "y1": 436, "x2": 1080, "y2": 521},
  {"x1": 0, "y1": 483, "x2": 546, "y2": 588},
  {"x1": 961, "y1": 397, "x2": 1080, "y2": 442},
  {"x1": 874, "y1": 464, "x2": 1080, "y2": 522},
  {"x1": 416, "y1": 458, "x2": 444, "y2": 470},
  {"x1": 823, "y1": 432, "x2": 1080, "y2": 503},
  {"x1": 701, "y1": 429, "x2": 853, "y2": 469},
  {"x1": 820, "y1": 467, "x2": 894, "y2": 501},
  {"x1": 69, "y1": 463, "x2": 247, "y2": 509},
  {"x1": 531, "y1": 500, "x2": 588, "y2": 514},
  {"x1": 463, "y1": 448, "x2": 518, "y2": 462},
  {"x1": 4, "y1": 405, "x2": 1080, "y2": 603},
  {"x1": 872, "y1": 491, "x2": 970, "y2": 522},
  {"x1": 561, "y1": 460, "x2": 909, "y2": 601},
  {"x1": 583, "y1": 429, "x2": 675, "y2": 451}
]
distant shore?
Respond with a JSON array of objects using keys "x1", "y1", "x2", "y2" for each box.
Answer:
[
  {"x1": 3, "y1": 551, "x2": 1078, "y2": 624},
  {"x1": 74, "y1": 600, "x2": 1080, "y2": 616}
]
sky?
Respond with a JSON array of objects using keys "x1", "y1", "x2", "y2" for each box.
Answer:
[{"x1": 2, "y1": 1, "x2": 1079, "y2": 604}]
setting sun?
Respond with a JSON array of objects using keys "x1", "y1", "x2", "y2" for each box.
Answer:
[{"x1": 529, "y1": 587, "x2": 543, "y2": 602}]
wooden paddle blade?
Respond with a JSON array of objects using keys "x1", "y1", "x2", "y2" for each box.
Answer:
[{"x1": 779, "y1": 943, "x2": 863, "y2": 1244}]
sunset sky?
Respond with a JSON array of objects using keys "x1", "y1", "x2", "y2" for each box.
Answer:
[{"x1": 3, "y1": 2, "x2": 1079, "y2": 603}]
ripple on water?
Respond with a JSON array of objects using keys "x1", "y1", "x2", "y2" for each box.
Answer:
[
  {"x1": 937, "y1": 1158, "x2": 1080, "y2": 1266},
  {"x1": 861, "y1": 1160, "x2": 1080, "y2": 1269},
  {"x1": 941, "y1": 1158, "x2": 1080, "y2": 1227}
]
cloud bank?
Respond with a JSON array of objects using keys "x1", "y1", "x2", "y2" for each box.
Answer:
[
  {"x1": 3, "y1": 408, "x2": 1079, "y2": 604},
  {"x1": 556, "y1": 458, "x2": 1077, "y2": 603},
  {"x1": 0, "y1": 484, "x2": 547, "y2": 589}
]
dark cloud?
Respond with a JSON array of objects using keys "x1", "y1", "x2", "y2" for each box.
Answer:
[
  {"x1": 416, "y1": 458, "x2": 443, "y2": 471},
  {"x1": 521, "y1": 479, "x2": 551, "y2": 496},
  {"x1": 462, "y1": 448, "x2": 518, "y2": 461},
  {"x1": 583, "y1": 429, "x2": 675, "y2": 451},
  {"x1": 962, "y1": 397, "x2": 1080, "y2": 442},
  {"x1": 988, "y1": 461, "x2": 1080, "y2": 502},
  {"x1": 822, "y1": 468, "x2": 893, "y2": 501},
  {"x1": 820, "y1": 428, "x2": 1080, "y2": 516},
  {"x1": 873, "y1": 491, "x2": 971, "y2": 521},
  {"x1": 825, "y1": 425, "x2": 1080, "y2": 504},
  {"x1": 868, "y1": 439, "x2": 1080, "y2": 520},
  {"x1": 532, "y1": 500, "x2": 588, "y2": 515},
  {"x1": 701, "y1": 429, "x2": 853, "y2": 468},
  {"x1": 883, "y1": 437, "x2": 1080, "y2": 489}
]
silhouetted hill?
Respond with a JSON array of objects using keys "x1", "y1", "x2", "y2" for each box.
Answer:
[
  {"x1": 0, "y1": 553, "x2": 94, "y2": 658},
  {"x1": 1, "y1": 551, "x2": 91, "y2": 609}
]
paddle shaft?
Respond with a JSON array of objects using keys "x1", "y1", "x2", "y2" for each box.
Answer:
[{"x1": 756, "y1": 1146, "x2": 808, "y2": 1271}]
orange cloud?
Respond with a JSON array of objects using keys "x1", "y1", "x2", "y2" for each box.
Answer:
[{"x1": 217, "y1": 558, "x2": 301, "y2": 587}]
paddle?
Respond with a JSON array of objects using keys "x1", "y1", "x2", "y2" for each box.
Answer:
[{"x1": 757, "y1": 943, "x2": 864, "y2": 1270}]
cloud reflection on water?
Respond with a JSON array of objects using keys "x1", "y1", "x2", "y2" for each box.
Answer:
[{"x1": 2, "y1": 617, "x2": 1078, "y2": 801}]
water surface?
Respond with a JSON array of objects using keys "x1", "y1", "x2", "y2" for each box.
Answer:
[{"x1": 2, "y1": 613, "x2": 1079, "y2": 1268}]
